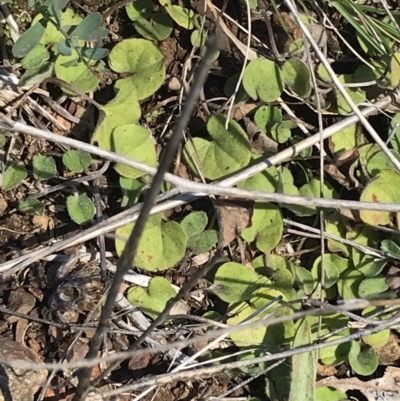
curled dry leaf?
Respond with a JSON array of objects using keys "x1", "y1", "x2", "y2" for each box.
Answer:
[{"x1": 214, "y1": 197, "x2": 253, "y2": 248}]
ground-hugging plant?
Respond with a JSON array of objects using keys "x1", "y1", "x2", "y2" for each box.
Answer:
[
  {"x1": 12, "y1": 3, "x2": 108, "y2": 90},
  {"x1": 1, "y1": 149, "x2": 95, "y2": 223}
]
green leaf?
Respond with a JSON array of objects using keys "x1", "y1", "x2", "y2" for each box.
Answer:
[
  {"x1": 316, "y1": 387, "x2": 347, "y2": 401},
  {"x1": 187, "y1": 230, "x2": 218, "y2": 253},
  {"x1": 135, "y1": 11, "x2": 173, "y2": 41},
  {"x1": 357, "y1": 254, "x2": 386, "y2": 277},
  {"x1": 33, "y1": 154, "x2": 56, "y2": 180},
  {"x1": 255, "y1": 254, "x2": 295, "y2": 291},
  {"x1": 227, "y1": 289, "x2": 294, "y2": 348},
  {"x1": 288, "y1": 318, "x2": 315, "y2": 401},
  {"x1": 92, "y1": 85, "x2": 141, "y2": 150},
  {"x1": 19, "y1": 62, "x2": 54, "y2": 87},
  {"x1": 181, "y1": 211, "x2": 208, "y2": 237},
  {"x1": 295, "y1": 267, "x2": 315, "y2": 296},
  {"x1": 126, "y1": 0, "x2": 154, "y2": 21},
  {"x1": 254, "y1": 106, "x2": 282, "y2": 133},
  {"x1": 282, "y1": 58, "x2": 311, "y2": 98},
  {"x1": 12, "y1": 18, "x2": 47, "y2": 58},
  {"x1": 63, "y1": 149, "x2": 92, "y2": 173},
  {"x1": 51, "y1": 0, "x2": 69, "y2": 28},
  {"x1": 70, "y1": 12, "x2": 105, "y2": 41},
  {"x1": 165, "y1": 5, "x2": 194, "y2": 29},
  {"x1": 243, "y1": 59, "x2": 283, "y2": 102},
  {"x1": 111, "y1": 125, "x2": 158, "y2": 178},
  {"x1": 0, "y1": 135, "x2": 6, "y2": 148},
  {"x1": 34, "y1": 8, "x2": 83, "y2": 50},
  {"x1": 241, "y1": 203, "x2": 283, "y2": 253},
  {"x1": 270, "y1": 120, "x2": 295, "y2": 144},
  {"x1": 109, "y1": 38, "x2": 165, "y2": 100},
  {"x1": 127, "y1": 277, "x2": 176, "y2": 319},
  {"x1": 311, "y1": 254, "x2": 342, "y2": 289},
  {"x1": 66, "y1": 194, "x2": 95, "y2": 225},
  {"x1": 358, "y1": 275, "x2": 388, "y2": 299},
  {"x1": 325, "y1": 216, "x2": 350, "y2": 256},
  {"x1": 212, "y1": 262, "x2": 269, "y2": 303},
  {"x1": 55, "y1": 50, "x2": 99, "y2": 93},
  {"x1": 348, "y1": 341, "x2": 378, "y2": 376},
  {"x1": 359, "y1": 170, "x2": 400, "y2": 226},
  {"x1": 120, "y1": 177, "x2": 145, "y2": 207},
  {"x1": 2, "y1": 163, "x2": 27, "y2": 190},
  {"x1": 81, "y1": 46, "x2": 109, "y2": 61},
  {"x1": 334, "y1": 78, "x2": 366, "y2": 115},
  {"x1": 329, "y1": 124, "x2": 357, "y2": 155},
  {"x1": 18, "y1": 197, "x2": 45, "y2": 215},
  {"x1": 21, "y1": 43, "x2": 49, "y2": 70},
  {"x1": 223, "y1": 73, "x2": 249, "y2": 102},
  {"x1": 183, "y1": 114, "x2": 251, "y2": 180},
  {"x1": 319, "y1": 330, "x2": 351, "y2": 366},
  {"x1": 381, "y1": 239, "x2": 400, "y2": 258},
  {"x1": 391, "y1": 51, "x2": 400, "y2": 88},
  {"x1": 337, "y1": 270, "x2": 363, "y2": 300},
  {"x1": 115, "y1": 214, "x2": 187, "y2": 271}
]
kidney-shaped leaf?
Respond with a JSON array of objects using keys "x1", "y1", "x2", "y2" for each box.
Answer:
[
  {"x1": 92, "y1": 85, "x2": 141, "y2": 150},
  {"x1": 112, "y1": 124, "x2": 158, "y2": 178},
  {"x1": 282, "y1": 58, "x2": 311, "y2": 98},
  {"x1": 212, "y1": 262, "x2": 269, "y2": 303},
  {"x1": 241, "y1": 202, "x2": 283, "y2": 252},
  {"x1": 348, "y1": 341, "x2": 378, "y2": 376},
  {"x1": 66, "y1": 193, "x2": 95, "y2": 224},
  {"x1": 115, "y1": 213, "x2": 187, "y2": 271},
  {"x1": 360, "y1": 169, "x2": 400, "y2": 226},
  {"x1": 183, "y1": 114, "x2": 251, "y2": 180},
  {"x1": 127, "y1": 277, "x2": 176, "y2": 319},
  {"x1": 243, "y1": 59, "x2": 283, "y2": 102},
  {"x1": 109, "y1": 38, "x2": 165, "y2": 100}
]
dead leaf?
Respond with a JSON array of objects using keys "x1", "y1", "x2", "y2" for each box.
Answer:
[
  {"x1": 317, "y1": 366, "x2": 400, "y2": 401},
  {"x1": 214, "y1": 197, "x2": 253, "y2": 248},
  {"x1": 376, "y1": 332, "x2": 400, "y2": 366},
  {"x1": 128, "y1": 353, "x2": 151, "y2": 371},
  {"x1": 32, "y1": 215, "x2": 49, "y2": 231},
  {"x1": 4, "y1": 288, "x2": 36, "y2": 323}
]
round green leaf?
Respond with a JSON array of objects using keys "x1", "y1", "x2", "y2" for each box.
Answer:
[
  {"x1": 241, "y1": 202, "x2": 283, "y2": 253},
  {"x1": 295, "y1": 266, "x2": 315, "y2": 295},
  {"x1": 357, "y1": 254, "x2": 386, "y2": 277},
  {"x1": 227, "y1": 289, "x2": 292, "y2": 347},
  {"x1": 55, "y1": 50, "x2": 99, "y2": 93},
  {"x1": 18, "y1": 197, "x2": 44, "y2": 216},
  {"x1": 109, "y1": 38, "x2": 165, "y2": 100},
  {"x1": 127, "y1": 277, "x2": 176, "y2": 319},
  {"x1": 33, "y1": 155, "x2": 56, "y2": 181},
  {"x1": 337, "y1": 269, "x2": 362, "y2": 300},
  {"x1": 282, "y1": 58, "x2": 311, "y2": 98},
  {"x1": 63, "y1": 150, "x2": 92, "y2": 173},
  {"x1": 270, "y1": 120, "x2": 295, "y2": 144},
  {"x1": 359, "y1": 170, "x2": 400, "y2": 226},
  {"x1": 91, "y1": 85, "x2": 141, "y2": 150},
  {"x1": 348, "y1": 341, "x2": 378, "y2": 376},
  {"x1": 319, "y1": 330, "x2": 351, "y2": 366},
  {"x1": 2, "y1": 163, "x2": 27, "y2": 190},
  {"x1": 135, "y1": 11, "x2": 173, "y2": 41},
  {"x1": 112, "y1": 124, "x2": 158, "y2": 178},
  {"x1": 316, "y1": 387, "x2": 347, "y2": 401},
  {"x1": 329, "y1": 124, "x2": 357, "y2": 155},
  {"x1": 334, "y1": 84, "x2": 366, "y2": 115},
  {"x1": 126, "y1": 0, "x2": 154, "y2": 21},
  {"x1": 243, "y1": 59, "x2": 283, "y2": 102},
  {"x1": 223, "y1": 73, "x2": 249, "y2": 103},
  {"x1": 311, "y1": 254, "x2": 341, "y2": 289},
  {"x1": 212, "y1": 262, "x2": 269, "y2": 303},
  {"x1": 183, "y1": 114, "x2": 251, "y2": 180},
  {"x1": 115, "y1": 214, "x2": 187, "y2": 271},
  {"x1": 66, "y1": 194, "x2": 95, "y2": 224},
  {"x1": 181, "y1": 211, "x2": 208, "y2": 237},
  {"x1": 254, "y1": 106, "x2": 282, "y2": 133},
  {"x1": 187, "y1": 230, "x2": 218, "y2": 253}
]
